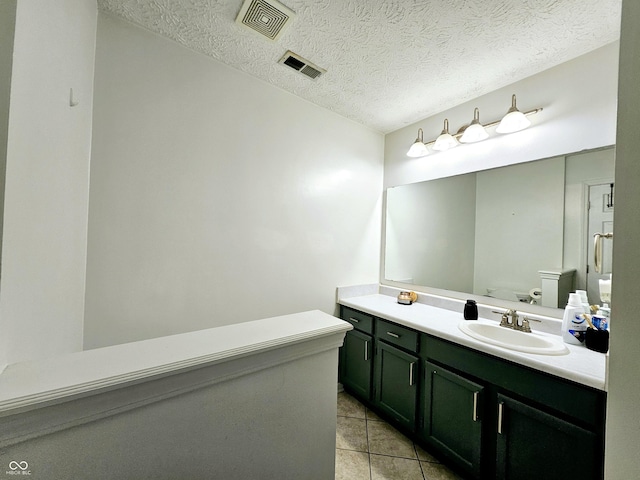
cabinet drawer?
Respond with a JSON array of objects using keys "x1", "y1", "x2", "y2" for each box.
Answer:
[
  {"x1": 341, "y1": 306, "x2": 374, "y2": 334},
  {"x1": 377, "y1": 319, "x2": 419, "y2": 352}
]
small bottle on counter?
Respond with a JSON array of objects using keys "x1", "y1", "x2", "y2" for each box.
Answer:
[
  {"x1": 576, "y1": 289, "x2": 591, "y2": 315},
  {"x1": 562, "y1": 293, "x2": 587, "y2": 345},
  {"x1": 463, "y1": 300, "x2": 478, "y2": 320},
  {"x1": 592, "y1": 304, "x2": 610, "y2": 331}
]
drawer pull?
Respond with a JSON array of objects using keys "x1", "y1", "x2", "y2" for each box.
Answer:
[
  {"x1": 409, "y1": 362, "x2": 415, "y2": 386},
  {"x1": 386, "y1": 331, "x2": 400, "y2": 338},
  {"x1": 472, "y1": 391, "x2": 479, "y2": 422},
  {"x1": 497, "y1": 402, "x2": 504, "y2": 434},
  {"x1": 349, "y1": 317, "x2": 360, "y2": 323},
  {"x1": 364, "y1": 341, "x2": 369, "y2": 361}
]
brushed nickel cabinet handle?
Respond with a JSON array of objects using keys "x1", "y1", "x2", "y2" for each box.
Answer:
[
  {"x1": 386, "y1": 331, "x2": 400, "y2": 338},
  {"x1": 349, "y1": 317, "x2": 360, "y2": 323},
  {"x1": 364, "y1": 341, "x2": 369, "y2": 361},
  {"x1": 409, "y1": 362, "x2": 415, "y2": 386},
  {"x1": 497, "y1": 402, "x2": 504, "y2": 434},
  {"x1": 473, "y1": 391, "x2": 479, "y2": 422}
]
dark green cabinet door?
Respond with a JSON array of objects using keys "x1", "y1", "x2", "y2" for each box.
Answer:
[
  {"x1": 375, "y1": 341, "x2": 419, "y2": 431},
  {"x1": 496, "y1": 394, "x2": 601, "y2": 480},
  {"x1": 340, "y1": 330, "x2": 373, "y2": 400},
  {"x1": 423, "y1": 361, "x2": 483, "y2": 479}
]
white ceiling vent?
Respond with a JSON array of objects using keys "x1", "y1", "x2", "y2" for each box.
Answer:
[
  {"x1": 278, "y1": 51, "x2": 326, "y2": 80},
  {"x1": 236, "y1": 0, "x2": 295, "y2": 41}
]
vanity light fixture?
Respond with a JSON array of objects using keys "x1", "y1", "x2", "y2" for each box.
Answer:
[
  {"x1": 459, "y1": 108, "x2": 489, "y2": 143},
  {"x1": 406, "y1": 128, "x2": 429, "y2": 158},
  {"x1": 405, "y1": 94, "x2": 543, "y2": 157},
  {"x1": 496, "y1": 94, "x2": 531, "y2": 134},
  {"x1": 432, "y1": 119, "x2": 459, "y2": 152}
]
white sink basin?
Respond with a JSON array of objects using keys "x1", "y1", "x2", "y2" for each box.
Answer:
[{"x1": 458, "y1": 321, "x2": 569, "y2": 355}]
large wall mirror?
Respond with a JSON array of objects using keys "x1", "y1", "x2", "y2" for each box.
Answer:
[{"x1": 384, "y1": 146, "x2": 615, "y2": 314}]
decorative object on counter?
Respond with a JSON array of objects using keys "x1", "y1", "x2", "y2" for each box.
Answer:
[
  {"x1": 397, "y1": 291, "x2": 418, "y2": 305},
  {"x1": 583, "y1": 308, "x2": 610, "y2": 353},
  {"x1": 586, "y1": 327, "x2": 610, "y2": 353},
  {"x1": 561, "y1": 293, "x2": 587, "y2": 345},
  {"x1": 463, "y1": 299, "x2": 478, "y2": 320},
  {"x1": 406, "y1": 94, "x2": 542, "y2": 157}
]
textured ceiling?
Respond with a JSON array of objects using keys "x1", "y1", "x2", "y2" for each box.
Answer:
[{"x1": 97, "y1": 0, "x2": 622, "y2": 134}]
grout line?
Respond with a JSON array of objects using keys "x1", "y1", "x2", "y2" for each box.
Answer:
[
  {"x1": 415, "y1": 443, "x2": 427, "y2": 480},
  {"x1": 365, "y1": 416, "x2": 373, "y2": 480}
]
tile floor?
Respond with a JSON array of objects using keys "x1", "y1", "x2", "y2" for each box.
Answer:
[{"x1": 335, "y1": 391, "x2": 462, "y2": 480}]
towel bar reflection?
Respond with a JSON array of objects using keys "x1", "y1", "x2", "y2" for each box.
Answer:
[{"x1": 594, "y1": 232, "x2": 613, "y2": 274}]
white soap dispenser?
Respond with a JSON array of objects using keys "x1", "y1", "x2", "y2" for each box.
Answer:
[{"x1": 562, "y1": 293, "x2": 587, "y2": 345}]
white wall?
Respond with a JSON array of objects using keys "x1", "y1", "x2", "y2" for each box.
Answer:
[
  {"x1": 0, "y1": 0, "x2": 97, "y2": 366},
  {"x1": 384, "y1": 42, "x2": 619, "y2": 189},
  {"x1": 474, "y1": 156, "x2": 565, "y2": 297},
  {"x1": 84, "y1": 13, "x2": 383, "y2": 349},
  {"x1": 0, "y1": 1, "x2": 16, "y2": 296},
  {"x1": 605, "y1": 1, "x2": 640, "y2": 477},
  {"x1": 385, "y1": 174, "x2": 476, "y2": 291}
]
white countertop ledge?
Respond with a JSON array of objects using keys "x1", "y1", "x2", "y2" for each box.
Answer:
[
  {"x1": 0, "y1": 310, "x2": 351, "y2": 413},
  {"x1": 340, "y1": 294, "x2": 606, "y2": 391}
]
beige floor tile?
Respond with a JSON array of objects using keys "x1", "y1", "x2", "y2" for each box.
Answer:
[
  {"x1": 336, "y1": 416, "x2": 368, "y2": 452},
  {"x1": 370, "y1": 454, "x2": 424, "y2": 480},
  {"x1": 421, "y1": 461, "x2": 462, "y2": 480},
  {"x1": 335, "y1": 449, "x2": 371, "y2": 480},
  {"x1": 415, "y1": 443, "x2": 440, "y2": 463},
  {"x1": 338, "y1": 392, "x2": 367, "y2": 419},
  {"x1": 367, "y1": 421, "x2": 417, "y2": 459}
]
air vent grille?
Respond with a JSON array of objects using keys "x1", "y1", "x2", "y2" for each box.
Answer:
[
  {"x1": 279, "y1": 51, "x2": 326, "y2": 80},
  {"x1": 236, "y1": 0, "x2": 295, "y2": 41}
]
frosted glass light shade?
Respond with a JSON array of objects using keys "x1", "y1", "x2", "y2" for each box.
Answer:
[
  {"x1": 496, "y1": 94, "x2": 531, "y2": 133},
  {"x1": 432, "y1": 118, "x2": 459, "y2": 151},
  {"x1": 460, "y1": 107, "x2": 488, "y2": 143},
  {"x1": 407, "y1": 141, "x2": 428, "y2": 157},
  {"x1": 496, "y1": 110, "x2": 531, "y2": 133},
  {"x1": 433, "y1": 132, "x2": 458, "y2": 151},
  {"x1": 406, "y1": 128, "x2": 428, "y2": 157},
  {"x1": 460, "y1": 123, "x2": 488, "y2": 143}
]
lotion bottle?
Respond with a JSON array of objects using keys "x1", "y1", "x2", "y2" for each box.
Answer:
[{"x1": 562, "y1": 293, "x2": 587, "y2": 345}]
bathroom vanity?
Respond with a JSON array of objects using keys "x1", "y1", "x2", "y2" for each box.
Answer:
[{"x1": 338, "y1": 289, "x2": 606, "y2": 480}]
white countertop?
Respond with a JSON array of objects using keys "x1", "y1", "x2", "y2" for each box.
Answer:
[
  {"x1": 339, "y1": 294, "x2": 606, "y2": 391},
  {"x1": 0, "y1": 310, "x2": 351, "y2": 413}
]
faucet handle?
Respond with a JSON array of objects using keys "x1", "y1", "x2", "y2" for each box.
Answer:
[{"x1": 520, "y1": 316, "x2": 542, "y2": 333}]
